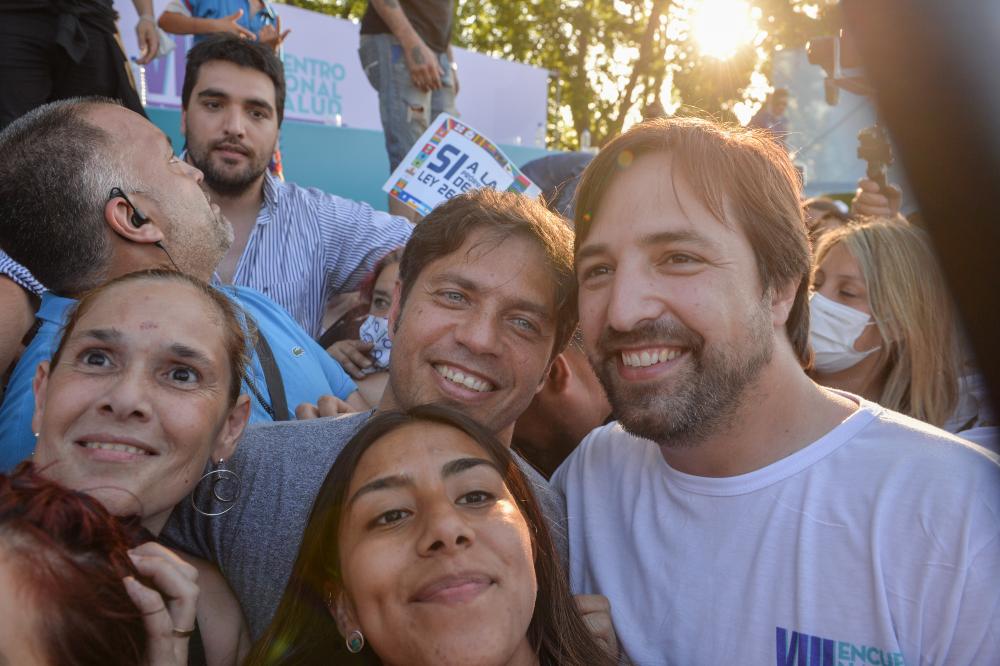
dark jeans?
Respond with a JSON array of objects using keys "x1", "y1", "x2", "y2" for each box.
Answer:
[{"x1": 0, "y1": 10, "x2": 145, "y2": 130}]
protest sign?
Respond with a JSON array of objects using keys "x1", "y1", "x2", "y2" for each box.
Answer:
[{"x1": 383, "y1": 114, "x2": 541, "y2": 217}]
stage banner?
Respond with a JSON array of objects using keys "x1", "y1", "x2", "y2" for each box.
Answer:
[
  {"x1": 383, "y1": 113, "x2": 541, "y2": 217},
  {"x1": 113, "y1": 2, "x2": 549, "y2": 145}
]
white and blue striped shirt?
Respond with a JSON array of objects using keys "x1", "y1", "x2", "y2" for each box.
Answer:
[
  {"x1": 0, "y1": 248, "x2": 43, "y2": 296},
  {"x1": 0, "y1": 173, "x2": 414, "y2": 338},
  {"x1": 233, "y1": 172, "x2": 413, "y2": 338}
]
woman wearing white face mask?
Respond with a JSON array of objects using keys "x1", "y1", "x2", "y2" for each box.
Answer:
[
  {"x1": 809, "y1": 218, "x2": 961, "y2": 429},
  {"x1": 327, "y1": 248, "x2": 404, "y2": 406}
]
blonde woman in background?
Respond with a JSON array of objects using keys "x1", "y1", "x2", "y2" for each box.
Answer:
[{"x1": 808, "y1": 217, "x2": 963, "y2": 430}]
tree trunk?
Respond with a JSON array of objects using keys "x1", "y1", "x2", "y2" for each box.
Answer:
[
  {"x1": 609, "y1": 0, "x2": 672, "y2": 137},
  {"x1": 569, "y1": 2, "x2": 594, "y2": 146}
]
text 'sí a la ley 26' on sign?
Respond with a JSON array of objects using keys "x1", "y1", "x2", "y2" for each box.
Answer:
[{"x1": 384, "y1": 114, "x2": 541, "y2": 217}]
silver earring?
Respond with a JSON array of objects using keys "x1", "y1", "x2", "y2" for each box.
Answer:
[
  {"x1": 346, "y1": 629, "x2": 364, "y2": 654},
  {"x1": 190, "y1": 458, "x2": 241, "y2": 517},
  {"x1": 33, "y1": 432, "x2": 39, "y2": 438}
]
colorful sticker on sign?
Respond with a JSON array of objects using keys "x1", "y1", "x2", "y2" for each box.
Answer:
[{"x1": 383, "y1": 114, "x2": 541, "y2": 217}]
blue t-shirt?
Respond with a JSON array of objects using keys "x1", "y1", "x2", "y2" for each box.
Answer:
[
  {"x1": 172, "y1": 0, "x2": 278, "y2": 41},
  {"x1": 0, "y1": 286, "x2": 355, "y2": 471}
]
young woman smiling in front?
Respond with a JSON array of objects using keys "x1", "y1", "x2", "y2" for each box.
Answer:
[
  {"x1": 808, "y1": 218, "x2": 960, "y2": 428},
  {"x1": 247, "y1": 405, "x2": 617, "y2": 666}
]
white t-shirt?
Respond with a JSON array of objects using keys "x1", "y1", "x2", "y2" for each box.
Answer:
[{"x1": 552, "y1": 395, "x2": 1000, "y2": 666}]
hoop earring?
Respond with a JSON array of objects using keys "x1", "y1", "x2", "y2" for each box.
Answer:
[
  {"x1": 346, "y1": 629, "x2": 365, "y2": 654},
  {"x1": 190, "y1": 458, "x2": 241, "y2": 517}
]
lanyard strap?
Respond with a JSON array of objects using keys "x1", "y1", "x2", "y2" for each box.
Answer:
[{"x1": 252, "y1": 333, "x2": 290, "y2": 421}]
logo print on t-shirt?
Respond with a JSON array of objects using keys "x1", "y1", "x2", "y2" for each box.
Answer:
[{"x1": 776, "y1": 627, "x2": 905, "y2": 666}]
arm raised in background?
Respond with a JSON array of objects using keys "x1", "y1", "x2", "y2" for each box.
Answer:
[
  {"x1": 158, "y1": 4, "x2": 256, "y2": 40},
  {"x1": 369, "y1": 0, "x2": 445, "y2": 91},
  {"x1": 132, "y1": 0, "x2": 160, "y2": 64},
  {"x1": 851, "y1": 177, "x2": 904, "y2": 220},
  {"x1": 258, "y1": 15, "x2": 291, "y2": 52}
]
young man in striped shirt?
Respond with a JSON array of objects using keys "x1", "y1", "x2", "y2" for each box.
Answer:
[{"x1": 180, "y1": 35, "x2": 413, "y2": 338}]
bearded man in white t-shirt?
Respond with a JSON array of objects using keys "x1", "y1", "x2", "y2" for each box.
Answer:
[{"x1": 553, "y1": 117, "x2": 1000, "y2": 665}]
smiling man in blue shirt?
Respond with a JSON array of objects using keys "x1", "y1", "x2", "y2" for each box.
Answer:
[{"x1": 179, "y1": 35, "x2": 413, "y2": 338}]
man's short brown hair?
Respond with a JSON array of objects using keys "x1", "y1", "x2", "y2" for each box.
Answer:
[
  {"x1": 397, "y1": 189, "x2": 577, "y2": 358},
  {"x1": 573, "y1": 116, "x2": 812, "y2": 367}
]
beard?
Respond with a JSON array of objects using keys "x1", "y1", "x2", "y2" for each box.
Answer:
[
  {"x1": 208, "y1": 203, "x2": 235, "y2": 253},
  {"x1": 159, "y1": 189, "x2": 234, "y2": 277},
  {"x1": 187, "y1": 137, "x2": 271, "y2": 196},
  {"x1": 129, "y1": 184, "x2": 233, "y2": 274},
  {"x1": 591, "y1": 301, "x2": 773, "y2": 449}
]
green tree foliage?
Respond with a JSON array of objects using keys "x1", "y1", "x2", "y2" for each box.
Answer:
[
  {"x1": 278, "y1": 1, "x2": 838, "y2": 149},
  {"x1": 282, "y1": 0, "x2": 366, "y2": 19}
]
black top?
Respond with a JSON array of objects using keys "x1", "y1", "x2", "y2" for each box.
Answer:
[
  {"x1": 0, "y1": 1, "x2": 118, "y2": 38},
  {"x1": 360, "y1": 0, "x2": 454, "y2": 54},
  {"x1": 0, "y1": 0, "x2": 117, "y2": 24}
]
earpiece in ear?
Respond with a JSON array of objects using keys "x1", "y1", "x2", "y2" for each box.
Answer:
[
  {"x1": 130, "y1": 207, "x2": 150, "y2": 228},
  {"x1": 109, "y1": 187, "x2": 150, "y2": 228}
]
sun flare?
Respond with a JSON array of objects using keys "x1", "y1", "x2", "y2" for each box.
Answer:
[{"x1": 690, "y1": 0, "x2": 760, "y2": 60}]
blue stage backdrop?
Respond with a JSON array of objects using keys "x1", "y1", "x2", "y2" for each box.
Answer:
[{"x1": 148, "y1": 108, "x2": 550, "y2": 212}]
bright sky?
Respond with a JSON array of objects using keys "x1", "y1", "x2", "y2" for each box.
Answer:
[
  {"x1": 509, "y1": 0, "x2": 822, "y2": 139},
  {"x1": 614, "y1": 0, "x2": 778, "y2": 129},
  {"x1": 689, "y1": 0, "x2": 760, "y2": 60}
]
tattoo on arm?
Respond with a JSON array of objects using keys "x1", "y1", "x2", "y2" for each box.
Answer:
[
  {"x1": 411, "y1": 46, "x2": 425, "y2": 64},
  {"x1": 379, "y1": 0, "x2": 400, "y2": 8}
]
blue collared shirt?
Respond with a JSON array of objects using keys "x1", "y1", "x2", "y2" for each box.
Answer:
[
  {"x1": 227, "y1": 173, "x2": 412, "y2": 338},
  {"x1": 0, "y1": 286, "x2": 356, "y2": 471}
]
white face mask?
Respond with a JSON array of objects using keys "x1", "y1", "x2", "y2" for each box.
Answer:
[
  {"x1": 809, "y1": 292, "x2": 880, "y2": 373},
  {"x1": 358, "y1": 314, "x2": 392, "y2": 375}
]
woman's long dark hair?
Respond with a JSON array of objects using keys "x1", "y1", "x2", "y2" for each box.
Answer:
[{"x1": 246, "y1": 405, "x2": 615, "y2": 666}]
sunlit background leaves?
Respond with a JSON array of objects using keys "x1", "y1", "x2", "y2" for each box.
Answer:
[{"x1": 279, "y1": 1, "x2": 840, "y2": 150}]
